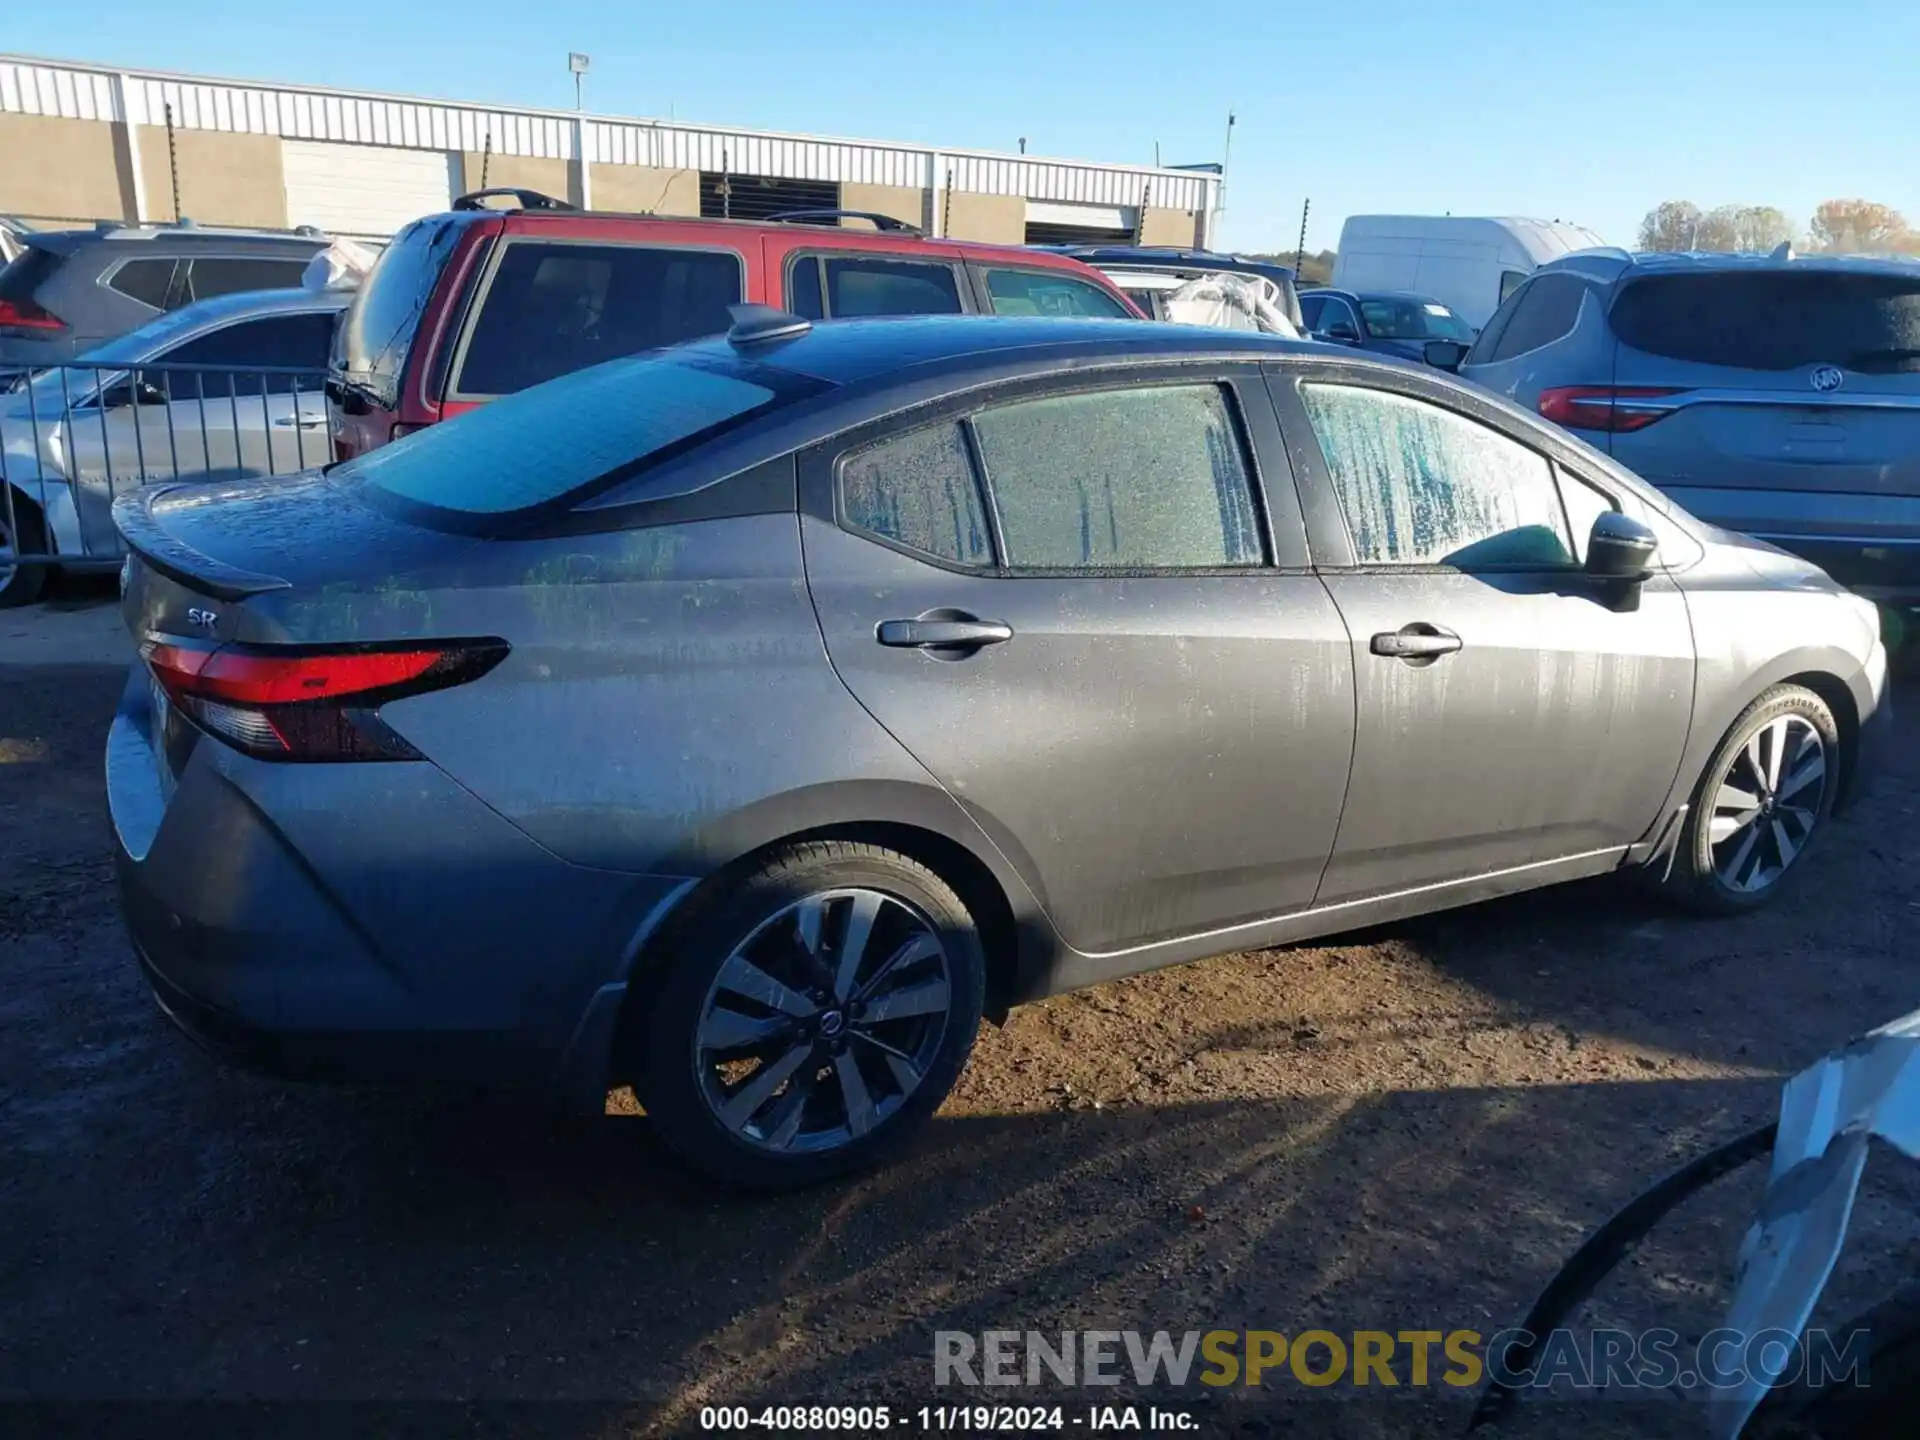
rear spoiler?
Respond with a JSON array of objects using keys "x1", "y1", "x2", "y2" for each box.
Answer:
[{"x1": 111, "y1": 486, "x2": 291, "y2": 601}]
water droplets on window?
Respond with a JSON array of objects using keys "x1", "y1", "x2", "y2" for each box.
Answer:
[{"x1": 840, "y1": 423, "x2": 992, "y2": 566}]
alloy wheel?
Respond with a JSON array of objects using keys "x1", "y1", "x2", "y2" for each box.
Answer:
[
  {"x1": 1709, "y1": 714, "x2": 1828, "y2": 893},
  {"x1": 0, "y1": 517, "x2": 15, "y2": 592},
  {"x1": 695, "y1": 888, "x2": 954, "y2": 1155}
]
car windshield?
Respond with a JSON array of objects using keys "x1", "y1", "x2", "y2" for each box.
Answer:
[
  {"x1": 1359, "y1": 298, "x2": 1475, "y2": 341},
  {"x1": 341, "y1": 350, "x2": 799, "y2": 516}
]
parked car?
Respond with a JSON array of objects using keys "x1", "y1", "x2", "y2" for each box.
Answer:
[
  {"x1": 1448, "y1": 248, "x2": 1920, "y2": 621},
  {"x1": 0, "y1": 287, "x2": 344, "y2": 606},
  {"x1": 113, "y1": 310, "x2": 1887, "y2": 1189},
  {"x1": 1044, "y1": 245, "x2": 1305, "y2": 329},
  {"x1": 1332, "y1": 215, "x2": 1608, "y2": 329},
  {"x1": 0, "y1": 219, "x2": 330, "y2": 387},
  {"x1": 326, "y1": 189, "x2": 1139, "y2": 459},
  {"x1": 1300, "y1": 287, "x2": 1477, "y2": 362}
]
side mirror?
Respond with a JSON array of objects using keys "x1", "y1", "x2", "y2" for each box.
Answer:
[
  {"x1": 1585, "y1": 511, "x2": 1658, "y2": 582},
  {"x1": 1323, "y1": 323, "x2": 1359, "y2": 344},
  {"x1": 1424, "y1": 339, "x2": 1469, "y2": 371},
  {"x1": 98, "y1": 378, "x2": 166, "y2": 409}
]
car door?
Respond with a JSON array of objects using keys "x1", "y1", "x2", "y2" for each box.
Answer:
[
  {"x1": 148, "y1": 311, "x2": 340, "y2": 482},
  {"x1": 1268, "y1": 361, "x2": 1696, "y2": 905},
  {"x1": 801, "y1": 365, "x2": 1356, "y2": 959}
]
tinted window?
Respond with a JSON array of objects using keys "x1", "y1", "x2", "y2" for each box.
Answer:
[
  {"x1": 840, "y1": 423, "x2": 992, "y2": 566},
  {"x1": 1299, "y1": 294, "x2": 1325, "y2": 329},
  {"x1": 183, "y1": 257, "x2": 308, "y2": 303},
  {"x1": 1559, "y1": 469, "x2": 1618, "y2": 563},
  {"x1": 821, "y1": 258, "x2": 961, "y2": 318},
  {"x1": 1124, "y1": 289, "x2": 1162, "y2": 319},
  {"x1": 457, "y1": 241, "x2": 744, "y2": 396},
  {"x1": 347, "y1": 354, "x2": 779, "y2": 515},
  {"x1": 1611, "y1": 271, "x2": 1920, "y2": 372},
  {"x1": 1499, "y1": 269, "x2": 1528, "y2": 303},
  {"x1": 1301, "y1": 383, "x2": 1573, "y2": 568},
  {"x1": 153, "y1": 312, "x2": 337, "y2": 397},
  {"x1": 982, "y1": 268, "x2": 1130, "y2": 318},
  {"x1": 1317, "y1": 298, "x2": 1358, "y2": 335},
  {"x1": 1358, "y1": 297, "x2": 1474, "y2": 342},
  {"x1": 972, "y1": 384, "x2": 1264, "y2": 569},
  {"x1": 1465, "y1": 282, "x2": 1525, "y2": 363},
  {"x1": 0, "y1": 247, "x2": 63, "y2": 306},
  {"x1": 1487, "y1": 273, "x2": 1585, "y2": 361},
  {"x1": 106, "y1": 259, "x2": 175, "y2": 309},
  {"x1": 788, "y1": 257, "x2": 825, "y2": 320},
  {"x1": 336, "y1": 217, "x2": 463, "y2": 395}
]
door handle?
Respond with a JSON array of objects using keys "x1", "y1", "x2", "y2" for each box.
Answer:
[
  {"x1": 273, "y1": 416, "x2": 328, "y2": 429},
  {"x1": 876, "y1": 616, "x2": 1013, "y2": 651},
  {"x1": 1371, "y1": 624, "x2": 1462, "y2": 660}
]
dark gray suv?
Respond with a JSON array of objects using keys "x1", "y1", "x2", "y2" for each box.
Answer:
[
  {"x1": 110, "y1": 314, "x2": 1889, "y2": 1188},
  {"x1": 0, "y1": 221, "x2": 328, "y2": 385}
]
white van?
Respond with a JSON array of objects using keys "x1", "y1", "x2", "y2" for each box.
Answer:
[{"x1": 1331, "y1": 216, "x2": 1609, "y2": 330}]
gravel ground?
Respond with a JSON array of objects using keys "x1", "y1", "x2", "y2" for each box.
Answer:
[{"x1": 3, "y1": 579, "x2": 1918, "y2": 1439}]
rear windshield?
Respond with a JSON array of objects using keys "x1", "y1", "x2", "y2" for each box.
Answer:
[
  {"x1": 342, "y1": 352, "x2": 787, "y2": 516},
  {"x1": 0, "y1": 247, "x2": 63, "y2": 304},
  {"x1": 453, "y1": 241, "x2": 745, "y2": 397},
  {"x1": 1611, "y1": 270, "x2": 1920, "y2": 373},
  {"x1": 334, "y1": 216, "x2": 463, "y2": 395}
]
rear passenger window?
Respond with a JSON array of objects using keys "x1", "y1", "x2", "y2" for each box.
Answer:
[
  {"x1": 1301, "y1": 383, "x2": 1573, "y2": 568},
  {"x1": 153, "y1": 312, "x2": 337, "y2": 397},
  {"x1": 1486, "y1": 273, "x2": 1585, "y2": 361},
  {"x1": 981, "y1": 268, "x2": 1130, "y2": 318},
  {"x1": 457, "y1": 242, "x2": 745, "y2": 397},
  {"x1": 839, "y1": 423, "x2": 992, "y2": 567},
  {"x1": 820, "y1": 258, "x2": 961, "y2": 318},
  {"x1": 972, "y1": 384, "x2": 1264, "y2": 569},
  {"x1": 183, "y1": 257, "x2": 309, "y2": 303},
  {"x1": 106, "y1": 259, "x2": 175, "y2": 309}
]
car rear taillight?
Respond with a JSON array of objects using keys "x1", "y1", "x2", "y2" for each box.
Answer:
[
  {"x1": 1538, "y1": 386, "x2": 1688, "y2": 433},
  {"x1": 0, "y1": 295, "x2": 64, "y2": 332},
  {"x1": 142, "y1": 637, "x2": 508, "y2": 762}
]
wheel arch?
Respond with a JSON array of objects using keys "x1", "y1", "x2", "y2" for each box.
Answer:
[{"x1": 606, "y1": 781, "x2": 1060, "y2": 1084}]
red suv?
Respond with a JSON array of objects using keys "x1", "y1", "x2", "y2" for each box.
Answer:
[{"x1": 328, "y1": 189, "x2": 1140, "y2": 458}]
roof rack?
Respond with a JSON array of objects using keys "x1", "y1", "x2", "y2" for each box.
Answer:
[
  {"x1": 726, "y1": 303, "x2": 811, "y2": 346},
  {"x1": 451, "y1": 188, "x2": 578, "y2": 213},
  {"x1": 765, "y1": 208, "x2": 921, "y2": 234}
]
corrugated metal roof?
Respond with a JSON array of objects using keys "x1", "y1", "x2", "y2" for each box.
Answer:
[{"x1": 1, "y1": 54, "x2": 1219, "y2": 213}]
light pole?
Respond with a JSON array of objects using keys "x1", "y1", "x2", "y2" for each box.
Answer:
[{"x1": 569, "y1": 52, "x2": 590, "y2": 112}]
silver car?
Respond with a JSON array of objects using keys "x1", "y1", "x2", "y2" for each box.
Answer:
[
  {"x1": 1452, "y1": 248, "x2": 1920, "y2": 624},
  {"x1": 0, "y1": 288, "x2": 344, "y2": 606}
]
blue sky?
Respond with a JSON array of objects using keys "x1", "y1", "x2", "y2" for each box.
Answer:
[{"x1": 10, "y1": 0, "x2": 1917, "y2": 253}]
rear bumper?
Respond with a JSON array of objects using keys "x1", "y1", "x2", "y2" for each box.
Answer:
[
  {"x1": 108, "y1": 665, "x2": 693, "y2": 1095},
  {"x1": 1658, "y1": 485, "x2": 1920, "y2": 604}
]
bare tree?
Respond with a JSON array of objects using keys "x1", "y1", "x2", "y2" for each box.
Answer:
[
  {"x1": 1809, "y1": 199, "x2": 1914, "y2": 253},
  {"x1": 1638, "y1": 200, "x2": 1704, "y2": 252},
  {"x1": 1726, "y1": 205, "x2": 1796, "y2": 251},
  {"x1": 1697, "y1": 204, "x2": 1794, "y2": 252}
]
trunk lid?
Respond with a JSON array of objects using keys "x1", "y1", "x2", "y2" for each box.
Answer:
[{"x1": 113, "y1": 468, "x2": 473, "y2": 648}]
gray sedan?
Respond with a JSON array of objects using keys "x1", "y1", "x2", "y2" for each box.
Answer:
[{"x1": 109, "y1": 312, "x2": 1889, "y2": 1189}]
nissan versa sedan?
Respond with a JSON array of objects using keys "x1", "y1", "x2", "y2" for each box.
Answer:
[{"x1": 109, "y1": 311, "x2": 1890, "y2": 1189}]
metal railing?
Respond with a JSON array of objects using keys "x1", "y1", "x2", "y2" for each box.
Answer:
[{"x1": 0, "y1": 359, "x2": 334, "y2": 571}]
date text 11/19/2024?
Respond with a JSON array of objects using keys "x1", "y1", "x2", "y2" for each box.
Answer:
[{"x1": 699, "y1": 1405, "x2": 1197, "y2": 1431}]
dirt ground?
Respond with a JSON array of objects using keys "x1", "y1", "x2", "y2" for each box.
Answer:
[{"x1": 4, "y1": 579, "x2": 1919, "y2": 1440}]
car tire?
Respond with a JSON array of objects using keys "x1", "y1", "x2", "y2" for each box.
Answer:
[
  {"x1": 636, "y1": 840, "x2": 986, "y2": 1190},
  {"x1": 0, "y1": 493, "x2": 48, "y2": 609},
  {"x1": 1664, "y1": 684, "x2": 1840, "y2": 916}
]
